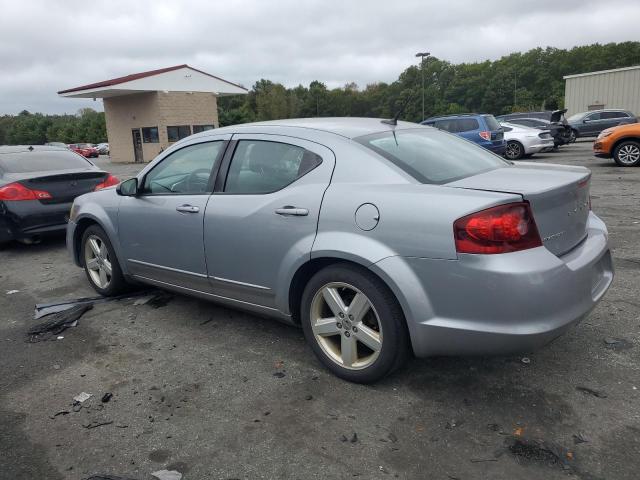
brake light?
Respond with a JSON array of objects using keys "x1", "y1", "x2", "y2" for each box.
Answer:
[
  {"x1": 94, "y1": 174, "x2": 120, "y2": 191},
  {"x1": 0, "y1": 182, "x2": 52, "y2": 201},
  {"x1": 454, "y1": 202, "x2": 542, "y2": 254},
  {"x1": 479, "y1": 131, "x2": 491, "y2": 141}
]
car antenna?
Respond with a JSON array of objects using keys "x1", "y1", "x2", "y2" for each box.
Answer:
[{"x1": 381, "y1": 96, "x2": 411, "y2": 126}]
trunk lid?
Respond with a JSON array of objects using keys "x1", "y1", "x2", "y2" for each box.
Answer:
[
  {"x1": 18, "y1": 170, "x2": 108, "y2": 204},
  {"x1": 447, "y1": 163, "x2": 591, "y2": 256}
]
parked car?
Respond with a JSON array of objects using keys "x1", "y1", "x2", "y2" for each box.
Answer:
[
  {"x1": 421, "y1": 114, "x2": 505, "y2": 155},
  {"x1": 0, "y1": 145, "x2": 119, "y2": 245},
  {"x1": 567, "y1": 109, "x2": 637, "y2": 139},
  {"x1": 67, "y1": 118, "x2": 613, "y2": 383},
  {"x1": 497, "y1": 110, "x2": 573, "y2": 145},
  {"x1": 45, "y1": 141, "x2": 69, "y2": 148},
  {"x1": 593, "y1": 123, "x2": 640, "y2": 166},
  {"x1": 500, "y1": 122, "x2": 555, "y2": 160},
  {"x1": 69, "y1": 143, "x2": 99, "y2": 158},
  {"x1": 95, "y1": 143, "x2": 109, "y2": 155}
]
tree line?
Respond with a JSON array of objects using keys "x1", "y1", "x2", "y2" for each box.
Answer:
[{"x1": 1, "y1": 42, "x2": 638, "y2": 145}]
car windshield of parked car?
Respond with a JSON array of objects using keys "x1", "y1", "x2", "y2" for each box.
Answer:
[
  {"x1": 567, "y1": 113, "x2": 586, "y2": 122},
  {"x1": 483, "y1": 115, "x2": 501, "y2": 131},
  {"x1": 0, "y1": 150, "x2": 92, "y2": 173},
  {"x1": 356, "y1": 128, "x2": 507, "y2": 184}
]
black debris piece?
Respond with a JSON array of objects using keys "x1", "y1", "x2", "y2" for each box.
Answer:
[
  {"x1": 340, "y1": 435, "x2": 348, "y2": 442},
  {"x1": 305, "y1": 395, "x2": 313, "y2": 401},
  {"x1": 573, "y1": 432, "x2": 590, "y2": 444},
  {"x1": 83, "y1": 420, "x2": 114, "y2": 429},
  {"x1": 146, "y1": 292, "x2": 174, "y2": 309},
  {"x1": 28, "y1": 305, "x2": 93, "y2": 342},
  {"x1": 273, "y1": 372, "x2": 286, "y2": 378},
  {"x1": 51, "y1": 411, "x2": 70, "y2": 418},
  {"x1": 85, "y1": 476, "x2": 140, "y2": 480},
  {"x1": 387, "y1": 432, "x2": 398, "y2": 443},
  {"x1": 506, "y1": 436, "x2": 573, "y2": 469},
  {"x1": 603, "y1": 337, "x2": 633, "y2": 351},
  {"x1": 576, "y1": 385, "x2": 608, "y2": 398},
  {"x1": 101, "y1": 393, "x2": 113, "y2": 403},
  {"x1": 35, "y1": 289, "x2": 155, "y2": 319},
  {"x1": 350, "y1": 433, "x2": 358, "y2": 443}
]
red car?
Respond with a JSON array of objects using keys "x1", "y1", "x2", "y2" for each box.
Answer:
[{"x1": 69, "y1": 143, "x2": 99, "y2": 158}]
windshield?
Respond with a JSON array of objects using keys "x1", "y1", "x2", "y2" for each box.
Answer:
[
  {"x1": 0, "y1": 150, "x2": 92, "y2": 173},
  {"x1": 355, "y1": 128, "x2": 507, "y2": 184},
  {"x1": 483, "y1": 115, "x2": 501, "y2": 131}
]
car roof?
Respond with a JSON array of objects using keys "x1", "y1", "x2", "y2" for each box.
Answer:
[
  {"x1": 424, "y1": 113, "x2": 489, "y2": 120},
  {"x1": 0, "y1": 145, "x2": 69, "y2": 154},
  {"x1": 200, "y1": 117, "x2": 423, "y2": 140}
]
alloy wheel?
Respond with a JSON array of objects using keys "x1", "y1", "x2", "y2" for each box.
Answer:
[
  {"x1": 505, "y1": 142, "x2": 522, "y2": 160},
  {"x1": 617, "y1": 144, "x2": 640, "y2": 165},
  {"x1": 84, "y1": 235, "x2": 112, "y2": 289},
  {"x1": 310, "y1": 282, "x2": 383, "y2": 370}
]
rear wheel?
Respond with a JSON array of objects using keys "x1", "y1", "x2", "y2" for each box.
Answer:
[
  {"x1": 81, "y1": 225, "x2": 128, "y2": 296},
  {"x1": 613, "y1": 140, "x2": 640, "y2": 167},
  {"x1": 505, "y1": 141, "x2": 525, "y2": 160},
  {"x1": 301, "y1": 264, "x2": 409, "y2": 383},
  {"x1": 569, "y1": 129, "x2": 577, "y2": 143}
]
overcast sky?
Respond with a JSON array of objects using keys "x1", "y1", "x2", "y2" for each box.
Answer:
[{"x1": 1, "y1": 0, "x2": 638, "y2": 114}]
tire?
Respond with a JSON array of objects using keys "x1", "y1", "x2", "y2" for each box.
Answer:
[
  {"x1": 505, "y1": 141, "x2": 525, "y2": 160},
  {"x1": 300, "y1": 263, "x2": 409, "y2": 383},
  {"x1": 613, "y1": 140, "x2": 640, "y2": 167},
  {"x1": 80, "y1": 225, "x2": 129, "y2": 296},
  {"x1": 569, "y1": 129, "x2": 578, "y2": 143}
]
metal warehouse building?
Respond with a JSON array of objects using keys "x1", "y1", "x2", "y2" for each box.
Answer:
[{"x1": 564, "y1": 65, "x2": 640, "y2": 116}]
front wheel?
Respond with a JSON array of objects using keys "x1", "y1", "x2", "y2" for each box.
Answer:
[
  {"x1": 613, "y1": 140, "x2": 640, "y2": 167},
  {"x1": 505, "y1": 141, "x2": 525, "y2": 160},
  {"x1": 301, "y1": 264, "x2": 409, "y2": 383},
  {"x1": 81, "y1": 225, "x2": 129, "y2": 296}
]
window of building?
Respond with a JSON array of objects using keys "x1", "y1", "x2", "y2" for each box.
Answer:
[
  {"x1": 167, "y1": 125, "x2": 192, "y2": 142},
  {"x1": 224, "y1": 140, "x2": 322, "y2": 194},
  {"x1": 142, "y1": 127, "x2": 159, "y2": 143},
  {"x1": 193, "y1": 125, "x2": 215, "y2": 134}
]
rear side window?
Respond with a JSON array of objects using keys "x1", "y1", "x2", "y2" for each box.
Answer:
[
  {"x1": 600, "y1": 111, "x2": 627, "y2": 119},
  {"x1": 434, "y1": 119, "x2": 457, "y2": 132},
  {"x1": 0, "y1": 150, "x2": 92, "y2": 173},
  {"x1": 224, "y1": 140, "x2": 322, "y2": 194},
  {"x1": 457, "y1": 118, "x2": 480, "y2": 132},
  {"x1": 483, "y1": 115, "x2": 501, "y2": 131},
  {"x1": 356, "y1": 128, "x2": 507, "y2": 185}
]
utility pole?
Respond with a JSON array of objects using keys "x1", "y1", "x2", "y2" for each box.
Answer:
[
  {"x1": 415, "y1": 52, "x2": 430, "y2": 121},
  {"x1": 514, "y1": 70, "x2": 517, "y2": 110}
]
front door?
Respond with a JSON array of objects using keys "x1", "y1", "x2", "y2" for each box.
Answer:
[
  {"x1": 118, "y1": 137, "x2": 229, "y2": 291},
  {"x1": 203, "y1": 134, "x2": 335, "y2": 310},
  {"x1": 132, "y1": 129, "x2": 144, "y2": 163}
]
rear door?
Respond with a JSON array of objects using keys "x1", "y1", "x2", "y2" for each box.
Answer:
[
  {"x1": 203, "y1": 134, "x2": 335, "y2": 309},
  {"x1": 118, "y1": 137, "x2": 229, "y2": 291}
]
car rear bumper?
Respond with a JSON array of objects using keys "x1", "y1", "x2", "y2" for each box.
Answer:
[
  {"x1": 372, "y1": 212, "x2": 613, "y2": 357},
  {"x1": 0, "y1": 200, "x2": 72, "y2": 242},
  {"x1": 482, "y1": 142, "x2": 506, "y2": 155},
  {"x1": 524, "y1": 140, "x2": 555, "y2": 154}
]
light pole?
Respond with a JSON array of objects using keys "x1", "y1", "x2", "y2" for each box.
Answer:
[{"x1": 415, "y1": 52, "x2": 430, "y2": 121}]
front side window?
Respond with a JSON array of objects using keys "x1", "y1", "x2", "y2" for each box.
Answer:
[
  {"x1": 167, "y1": 125, "x2": 192, "y2": 142},
  {"x1": 224, "y1": 140, "x2": 322, "y2": 194},
  {"x1": 142, "y1": 141, "x2": 223, "y2": 194},
  {"x1": 586, "y1": 113, "x2": 601, "y2": 121},
  {"x1": 193, "y1": 125, "x2": 215, "y2": 134},
  {"x1": 142, "y1": 127, "x2": 159, "y2": 143},
  {"x1": 356, "y1": 128, "x2": 507, "y2": 185}
]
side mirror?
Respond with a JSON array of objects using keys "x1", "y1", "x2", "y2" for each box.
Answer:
[{"x1": 116, "y1": 177, "x2": 138, "y2": 196}]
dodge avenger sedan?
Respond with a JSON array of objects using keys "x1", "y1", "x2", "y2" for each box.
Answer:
[{"x1": 67, "y1": 118, "x2": 613, "y2": 383}]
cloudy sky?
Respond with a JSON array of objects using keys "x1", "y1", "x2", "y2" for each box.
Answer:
[{"x1": 1, "y1": 0, "x2": 638, "y2": 114}]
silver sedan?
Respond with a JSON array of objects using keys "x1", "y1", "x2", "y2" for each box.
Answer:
[{"x1": 67, "y1": 118, "x2": 613, "y2": 383}]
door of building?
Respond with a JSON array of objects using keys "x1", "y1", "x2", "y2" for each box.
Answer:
[{"x1": 132, "y1": 129, "x2": 144, "y2": 163}]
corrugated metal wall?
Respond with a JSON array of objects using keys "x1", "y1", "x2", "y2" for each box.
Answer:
[{"x1": 564, "y1": 67, "x2": 640, "y2": 116}]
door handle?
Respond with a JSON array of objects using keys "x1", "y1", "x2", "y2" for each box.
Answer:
[
  {"x1": 176, "y1": 204, "x2": 200, "y2": 213},
  {"x1": 275, "y1": 206, "x2": 309, "y2": 216}
]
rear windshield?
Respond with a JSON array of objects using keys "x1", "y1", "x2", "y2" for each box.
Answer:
[
  {"x1": 0, "y1": 150, "x2": 92, "y2": 173},
  {"x1": 355, "y1": 128, "x2": 507, "y2": 184},
  {"x1": 483, "y1": 115, "x2": 501, "y2": 131}
]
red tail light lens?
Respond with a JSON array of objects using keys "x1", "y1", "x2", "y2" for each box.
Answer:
[
  {"x1": 94, "y1": 174, "x2": 120, "y2": 191},
  {"x1": 479, "y1": 131, "x2": 491, "y2": 141},
  {"x1": 454, "y1": 202, "x2": 542, "y2": 254},
  {"x1": 0, "y1": 182, "x2": 52, "y2": 201}
]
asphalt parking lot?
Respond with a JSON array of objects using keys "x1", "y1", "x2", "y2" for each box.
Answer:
[{"x1": 1, "y1": 140, "x2": 638, "y2": 480}]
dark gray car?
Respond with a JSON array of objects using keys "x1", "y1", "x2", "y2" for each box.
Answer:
[{"x1": 568, "y1": 109, "x2": 637, "y2": 138}]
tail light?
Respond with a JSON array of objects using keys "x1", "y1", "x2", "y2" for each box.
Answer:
[
  {"x1": 0, "y1": 182, "x2": 52, "y2": 201},
  {"x1": 94, "y1": 174, "x2": 120, "y2": 191},
  {"x1": 479, "y1": 131, "x2": 491, "y2": 141},
  {"x1": 454, "y1": 202, "x2": 542, "y2": 254}
]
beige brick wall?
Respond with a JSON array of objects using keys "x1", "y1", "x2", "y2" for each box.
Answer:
[{"x1": 104, "y1": 91, "x2": 219, "y2": 163}]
